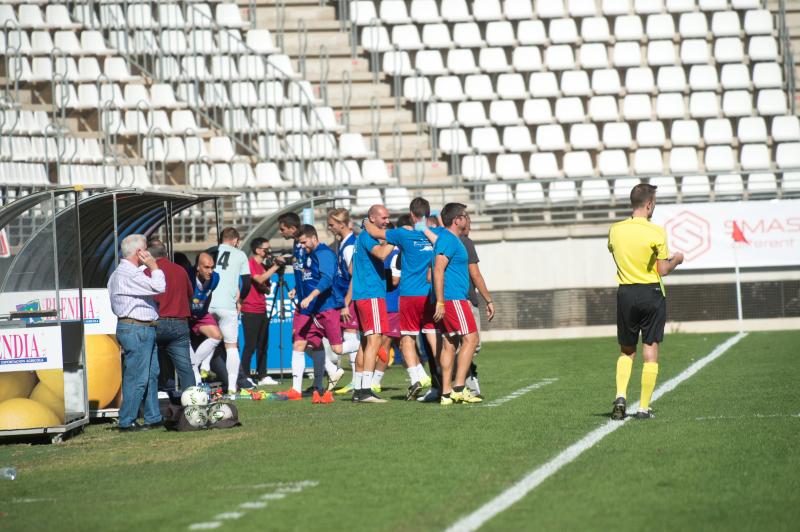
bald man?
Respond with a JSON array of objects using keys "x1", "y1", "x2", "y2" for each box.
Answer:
[
  {"x1": 189, "y1": 252, "x2": 223, "y2": 385},
  {"x1": 344, "y1": 205, "x2": 395, "y2": 403}
]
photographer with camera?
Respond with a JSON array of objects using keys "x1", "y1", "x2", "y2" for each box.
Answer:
[{"x1": 239, "y1": 237, "x2": 282, "y2": 388}]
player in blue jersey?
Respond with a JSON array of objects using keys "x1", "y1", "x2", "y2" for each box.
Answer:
[
  {"x1": 363, "y1": 199, "x2": 437, "y2": 400},
  {"x1": 327, "y1": 208, "x2": 361, "y2": 394},
  {"x1": 371, "y1": 221, "x2": 403, "y2": 393},
  {"x1": 432, "y1": 203, "x2": 482, "y2": 405},
  {"x1": 208, "y1": 227, "x2": 251, "y2": 397},
  {"x1": 276, "y1": 212, "x2": 340, "y2": 399},
  {"x1": 291, "y1": 224, "x2": 343, "y2": 404},
  {"x1": 346, "y1": 204, "x2": 395, "y2": 403}
]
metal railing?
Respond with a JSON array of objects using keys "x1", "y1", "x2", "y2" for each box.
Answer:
[{"x1": 777, "y1": 0, "x2": 797, "y2": 114}]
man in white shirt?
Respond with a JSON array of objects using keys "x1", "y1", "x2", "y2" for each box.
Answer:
[
  {"x1": 107, "y1": 234, "x2": 166, "y2": 432},
  {"x1": 208, "y1": 227, "x2": 251, "y2": 396}
]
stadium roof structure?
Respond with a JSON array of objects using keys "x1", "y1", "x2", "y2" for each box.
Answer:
[{"x1": 0, "y1": 187, "x2": 236, "y2": 291}]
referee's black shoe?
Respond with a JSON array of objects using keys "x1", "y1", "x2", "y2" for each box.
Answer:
[
  {"x1": 611, "y1": 397, "x2": 627, "y2": 420},
  {"x1": 633, "y1": 408, "x2": 654, "y2": 420}
]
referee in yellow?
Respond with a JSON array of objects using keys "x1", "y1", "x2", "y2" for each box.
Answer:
[{"x1": 608, "y1": 184, "x2": 683, "y2": 420}]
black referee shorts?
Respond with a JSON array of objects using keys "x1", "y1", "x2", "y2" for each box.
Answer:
[{"x1": 616, "y1": 283, "x2": 666, "y2": 347}]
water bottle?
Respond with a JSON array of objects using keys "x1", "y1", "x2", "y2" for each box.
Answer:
[{"x1": 1, "y1": 467, "x2": 16, "y2": 480}]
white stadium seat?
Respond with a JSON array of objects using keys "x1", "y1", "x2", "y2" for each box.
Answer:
[
  {"x1": 458, "y1": 101, "x2": 490, "y2": 127},
  {"x1": 704, "y1": 118, "x2": 734, "y2": 145},
  {"x1": 549, "y1": 180, "x2": 578, "y2": 202},
  {"x1": 495, "y1": 153, "x2": 529, "y2": 179},
  {"x1": 671, "y1": 120, "x2": 701, "y2": 146},
  {"x1": 599, "y1": 150, "x2": 630, "y2": 176},
  {"x1": 669, "y1": 147, "x2": 700, "y2": 174},
  {"x1": 737, "y1": 117, "x2": 768, "y2": 144},
  {"x1": 740, "y1": 144, "x2": 771, "y2": 171},
  {"x1": 715, "y1": 174, "x2": 744, "y2": 196},
  {"x1": 564, "y1": 151, "x2": 594, "y2": 177},
  {"x1": 776, "y1": 143, "x2": 800, "y2": 169},
  {"x1": 462, "y1": 155, "x2": 495, "y2": 180},
  {"x1": 602, "y1": 122, "x2": 633, "y2": 149},
  {"x1": 529, "y1": 152, "x2": 561, "y2": 178},
  {"x1": 705, "y1": 145, "x2": 735, "y2": 172},
  {"x1": 682, "y1": 175, "x2": 711, "y2": 197},
  {"x1": 772, "y1": 116, "x2": 800, "y2": 142}
]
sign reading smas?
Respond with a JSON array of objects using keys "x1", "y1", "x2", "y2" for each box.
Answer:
[{"x1": 652, "y1": 199, "x2": 800, "y2": 269}]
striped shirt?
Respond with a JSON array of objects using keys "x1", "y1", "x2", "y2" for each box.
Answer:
[{"x1": 107, "y1": 259, "x2": 166, "y2": 321}]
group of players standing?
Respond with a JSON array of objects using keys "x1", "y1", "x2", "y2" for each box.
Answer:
[{"x1": 190, "y1": 197, "x2": 495, "y2": 406}]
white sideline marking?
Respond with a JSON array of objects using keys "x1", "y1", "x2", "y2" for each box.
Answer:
[
  {"x1": 214, "y1": 512, "x2": 244, "y2": 521},
  {"x1": 188, "y1": 480, "x2": 317, "y2": 530},
  {"x1": 240, "y1": 501, "x2": 268, "y2": 509},
  {"x1": 188, "y1": 523, "x2": 221, "y2": 530},
  {"x1": 483, "y1": 379, "x2": 558, "y2": 408},
  {"x1": 695, "y1": 413, "x2": 800, "y2": 421},
  {"x1": 446, "y1": 332, "x2": 748, "y2": 532}
]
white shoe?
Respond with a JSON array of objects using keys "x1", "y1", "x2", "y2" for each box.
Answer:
[
  {"x1": 327, "y1": 368, "x2": 345, "y2": 391},
  {"x1": 417, "y1": 388, "x2": 440, "y2": 403},
  {"x1": 257, "y1": 375, "x2": 279, "y2": 386}
]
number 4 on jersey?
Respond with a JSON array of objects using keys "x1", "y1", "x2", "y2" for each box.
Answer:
[{"x1": 217, "y1": 251, "x2": 230, "y2": 270}]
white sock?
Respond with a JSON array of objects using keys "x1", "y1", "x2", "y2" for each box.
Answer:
[
  {"x1": 406, "y1": 366, "x2": 417, "y2": 383},
  {"x1": 323, "y1": 352, "x2": 339, "y2": 377},
  {"x1": 191, "y1": 348, "x2": 202, "y2": 384},
  {"x1": 225, "y1": 347, "x2": 240, "y2": 393},
  {"x1": 415, "y1": 364, "x2": 428, "y2": 381},
  {"x1": 291, "y1": 350, "x2": 305, "y2": 392},
  {"x1": 361, "y1": 371, "x2": 373, "y2": 389},
  {"x1": 373, "y1": 370, "x2": 384, "y2": 387},
  {"x1": 346, "y1": 352, "x2": 358, "y2": 382},
  {"x1": 193, "y1": 338, "x2": 220, "y2": 367},
  {"x1": 354, "y1": 371, "x2": 363, "y2": 389},
  {"x1": 342, "y1": 331, "x2": 360, "y2": 354}
]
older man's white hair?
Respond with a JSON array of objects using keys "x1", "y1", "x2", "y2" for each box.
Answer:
[{"x1": 120, "y1": 234, "x2": 147, "y2": 258}]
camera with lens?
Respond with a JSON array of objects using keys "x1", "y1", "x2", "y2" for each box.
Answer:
[{"x1": 263, "y1": 249, "x2": 295, "y2": 272}]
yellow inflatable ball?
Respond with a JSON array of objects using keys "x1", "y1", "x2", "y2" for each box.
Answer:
[
  {"x1": 0, "y1": 371, "x2": 36, "y2": 403},
  {"x1": 0, "y1": 398, "x2": 59, "y2": 430},
  {"x1": 35, "y1": 369, "x2": 64, "y2": 397},
  {"x1": 29, "y1": 382, "x2": 64, "y2": 421},
  {"x1": 85, "y1": 334, "x2": 122, "y2": 410}
]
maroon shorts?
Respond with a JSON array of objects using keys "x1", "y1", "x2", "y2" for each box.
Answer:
[
  {"x1": 340, "y1": 302, "x2": 359, "y2": 330},
  {"x1": 386, "y1": 312, "x2": 400, "y2": 339},
  {"x1": 292, "y1": 308, "x2": 344, "y2": 349},
  {"x1": 190, "y1": 313, "x2": 217, "y2": 335},
  {"x1": 354, "y1": 298, "x2": 388, "y2": 336},
  {"x1": 438, "y1": 300, "x2": 478, "y2": 337},
  {"x1": 399, "y1": 295, "x2": 436, "y2": 335}
]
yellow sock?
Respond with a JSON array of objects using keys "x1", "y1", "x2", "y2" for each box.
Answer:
[
  {"x1": 615, "y1": 356, "x2": 633, "y2": 399},
  {"x1": 639, "y1": 362, "x2": 659, "y2": 411}
]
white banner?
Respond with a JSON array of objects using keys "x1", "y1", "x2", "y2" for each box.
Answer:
[
  {"x1": 0, "y1": 325, "x2": 63, "y2": 372},
  {"x1": 0, "y1": 288, "x2": 117, "y2": 334},
  {"x1": 651, "y1": 199, "x2": 800, "y2": 269}
]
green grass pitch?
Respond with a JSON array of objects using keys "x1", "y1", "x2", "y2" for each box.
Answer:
[{"x1": 0, "y1": 331, "x2": 798, "y2": 531}]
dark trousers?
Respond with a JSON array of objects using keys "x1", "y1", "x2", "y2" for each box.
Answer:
[
  {"x1": 156, "y1": 318, "x2": 195, "y2": 390},
  {"x1": 239, "y1": 311, "x2": 269, "y2": 384}
]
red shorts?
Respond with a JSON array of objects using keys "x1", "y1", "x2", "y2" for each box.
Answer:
[
  {"x1": 293, "y1": 308, "x2": 343, "y2": 348},
  {"x1": 340, "y1": 302, "x2": 359, "y2": 330},
  {"x1": 399, "y1": 296, "x2": 436, "y2": 335},
  {"x1": 439, "y1": 300, "x2": 478, "y2": 337},
  {"x1": 386, "y1": 312, "x2": 400, "y2": 339},
  {"x1": 354, "y1": 298, "x2": 389, "y2": 336},
  {"x1": 190, "y1": 313, "x2": 217, "y2": 335}
]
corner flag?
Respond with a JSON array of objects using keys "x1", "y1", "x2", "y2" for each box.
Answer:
[{"x1": 732, "y1": 221, "x2": 748, "y2": 244}]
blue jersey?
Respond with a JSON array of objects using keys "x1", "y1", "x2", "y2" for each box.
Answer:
[
  {"x1": 352, "y1": 230, "x2": 386, "y2": 301},
  {"x1": 292, "y1": 239, "x2": 308, "y2": 301},
  {"x1": 332, "y1": 231, "x2": 355, "y2": 308},
  {"x1": 384, "y1": 227, "x2": 435, "y2": 297},
  {"x1": 300, "y1": 243, "x2": 337, "y2": 315},
  {"x1": 384, "y1": 249, "x2": 400, "y2": 313},
  {"x1": 190, "y1": 271, "x2": 219, "y2": 318},
  {"x1": 433, "y1": 229, "x2": 470, "y2": 301}
]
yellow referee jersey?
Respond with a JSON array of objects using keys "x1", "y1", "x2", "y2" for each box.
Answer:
[{"x1": 608, "y1": 217, "x2": 669, "y2": 285}]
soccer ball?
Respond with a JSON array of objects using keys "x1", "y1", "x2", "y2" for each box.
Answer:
[
  {"x1": 183, "y1": 405, "x2": 208, "y2": 428},
  {"x1": 181, "y1": 386, "x2": 209, "y2": 406},
  {"x1": 207, "y1": 402, "x2": 234, "y2": 423}
]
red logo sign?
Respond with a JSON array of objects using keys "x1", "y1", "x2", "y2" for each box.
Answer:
[{"x1": 664, "y1": 211, "x2": 711, "y2": 261}]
